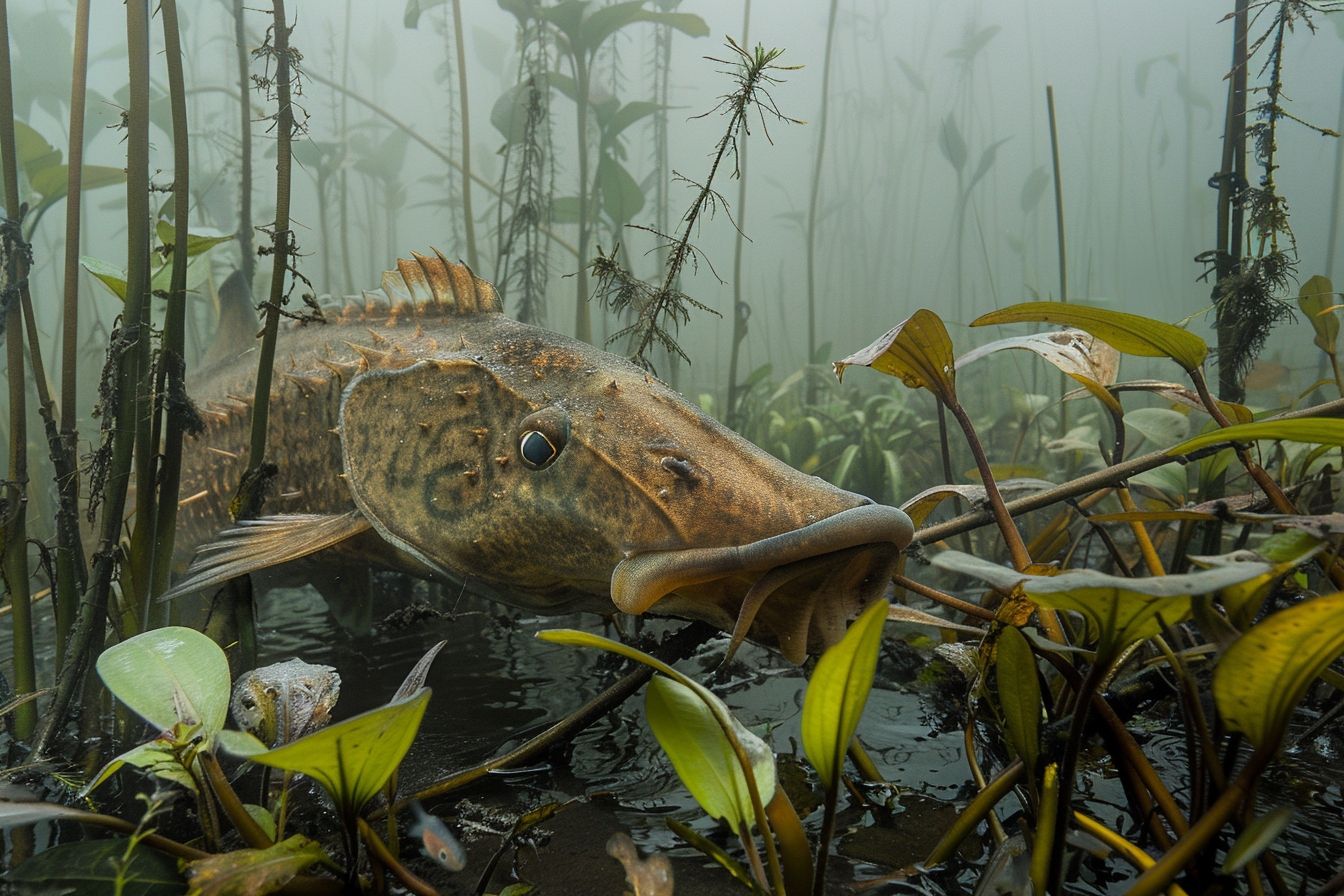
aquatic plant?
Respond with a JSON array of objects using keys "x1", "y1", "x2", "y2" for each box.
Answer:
[{"x1": 591, "y1": 39, "x2": 801, "y2": 372}]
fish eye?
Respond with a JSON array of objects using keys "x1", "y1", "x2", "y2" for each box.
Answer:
[{"x1": 517, "y1": 407, "x2": 570, "y2": 471}]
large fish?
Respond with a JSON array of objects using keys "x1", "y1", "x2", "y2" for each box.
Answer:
[{"x1": 168, "y1": 251, "x2": 913, "y2": 662}]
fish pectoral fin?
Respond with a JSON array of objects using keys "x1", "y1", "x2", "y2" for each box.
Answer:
[{"x1": 160, "y1": 511, "x2": 373, "y2": 602}]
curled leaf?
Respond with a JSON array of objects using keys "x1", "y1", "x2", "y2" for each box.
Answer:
[
  {"x1": 1297, "y1": 275, "x2": 1338, "y2": 355},
  {"x1": 834, "y1": 310, "x2": 957, "y2": 405}
]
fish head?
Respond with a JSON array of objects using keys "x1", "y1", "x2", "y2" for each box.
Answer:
[{"x1": 338, "y1": 257, "x2": 913, "y2": 662}]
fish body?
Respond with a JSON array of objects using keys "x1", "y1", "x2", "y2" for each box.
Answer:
[
  {"x1": 408, "y1": 800, "x2": 467, "y2": 872},
  {"x1": 172, "y1": 251, "x2": 913, "y2": 660}
]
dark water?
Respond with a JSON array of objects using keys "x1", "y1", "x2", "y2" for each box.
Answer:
[{"x1": 4, "y1": 584, "x2": 1342, "y2": 894}]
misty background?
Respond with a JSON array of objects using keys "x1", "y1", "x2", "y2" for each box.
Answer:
[{"x1": 8, "y1": 0, "x2": 1344, "y2": 443}]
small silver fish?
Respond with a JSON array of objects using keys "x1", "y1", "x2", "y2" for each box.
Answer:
[{"x1": 408, "y1": 800, "x2": 467, "y2": 872}]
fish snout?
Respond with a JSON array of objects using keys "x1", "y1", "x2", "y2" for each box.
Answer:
[{"x1": 610, "y1": 502, "x2": 914, "y2": 662}]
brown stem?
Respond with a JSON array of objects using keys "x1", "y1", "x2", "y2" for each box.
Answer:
[
  {"x1": 200, "y1": 751, "x2": 274, "y2": 849},
  {"x1": 947, "y1": 400, "x2": 1031, "y2": 570},
  {"x1": 356, "y1": 818, "x2": 439, "y2": 896},
  {"x1": 892, "y1": 573, "x2": 995, "y2": 621}
]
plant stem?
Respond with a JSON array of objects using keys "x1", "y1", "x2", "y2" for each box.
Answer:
[
  {"x1": 234, "y1": 0, "x2": 255, "y2": 292},
  {"x1": 1213, "y1": 0, "x2": 1250, "y2": 403},
  {"x1": 726, "y1": 0, "x2": 751, "y2": 425},
  {"x1": 574, "y1": 52, "x2": 593, "y2": 343},
  {"x1": 54, "y1": 0, "x2": 92, "y2": 667},
  {"x1": 924, "y1": 760, "x2": 1025, "y2": 867},
  {"x1": 148, "y1": 0, "x2": 190, "y2": 612},
  {"x1": 448, "y1": 0, "x2": 477, "y2": 269},
  {"x1": 248, "y1": 0, "x2": 295, "y2": 474},
  {"x1": 805, "y1": 0, "x2": 840, "y2": 371},
  {"x1": 0, "y1": 0, "x2": 36, "y2": 740},
  {"x1": 200, "y1": 751, "x2": 274, "y2": 848},
  {"x1": 812, "y1": 772, "x2": 841, "y2": 895},
  {"x1": 1045, "y1": 660, "x2": 1107, "y2": 895},
  {"x1": 357, "y1": 818, "x2": 438, "y2": 896},
  {"x1": 1047, "y1": 85, "x2": 1068, "y2": 304},
  {"x1": 946, "y1": 400, "x2": 1031, "y2": 570}
]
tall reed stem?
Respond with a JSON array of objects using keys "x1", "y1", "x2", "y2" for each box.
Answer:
[
  {"x1": 0, "y1": 0, "x2": 36, "y2": 739},
  {"x1": 234, "y1": 0, "x2": 255, "y2": 293},
  {"x1": 726, "y1": 0, "x2": 752, "y2": 425},
  {"x1": 449, "y1": 0, "x2": 477, "y2": 270},
  {"x1": 248, "y1": 0, "x2": 296, "y2": 474},
  {"x1": 148, "y1": 0, "x2": 192, "y2": 610},
  {"x1": 805, "y1": 0, "x2": 839, "y2": 370},
  {"x1": 1046, "y1": 85, "x2": 1068, "y2": 304},
  {"x1": 53, "y1": 0, "x2": 92, "y2": 667}
]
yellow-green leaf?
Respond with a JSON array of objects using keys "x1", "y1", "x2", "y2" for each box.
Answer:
[
  {"x1": 971, "y1": 303, "x2": 1208, "y2": 371},
  {"x1": 155, "y1": 220, "x2": 235, "y2": 258},
  {"x1": 183, "y1": 835, "x2": 327, "y2": 896},
  {"x1": 1221, "y1": 807, "x2": 1295, "y2": 874},
  {"x1": 995, "y1": 625, "x2": 1041, "y2": 769},
  {"x1": 96, "y1": 626, "x2": 231, "y2": 742},
  {"x1": 834, "y1": 310, "x2": 957, "y2": 405},
  {"x1": 645, "y1": 675, "x2": 775, "y2": 830},
  {"x1": 801, "y1": 599, "x2": 888, "y2": 788},
  {"x1": 1170, "y1": 418, "x2": 1344, "y2": 456},
  {"x1": 932, "y1": 550, "x2": 1273, "y2": 663},
  {"x1": 222, "y1": 689, "x2": 429, "y2": 818},
  {"x1": 1213, "y1": 591, "x2": 1344, "y2": 750},
  {"x1": 1190, "y1": 530, "x2": 1323, "y2": 630},
  {"x1": 80, "y1": 255, "x2": 128, "y2": 301},
  {"x1": 1298, "y1": 275, "x2": 1338, "y2": 355}
]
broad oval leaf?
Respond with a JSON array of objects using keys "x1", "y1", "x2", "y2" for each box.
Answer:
[
  {"x1": 645, "y1": 675, "x2": 775, "y2": 831},
  {"x1": 995, "y1": 625, "x2": 1041, "y2": 769},
  {"x1": 834, "y1": 310, "x2": 957, "y2": 405},
  {"x1": 801, "y1": 599, "x2": 888, "y2": 788},
  {"x1": 597, "y1": 154, "x2": 644, "y2": 225},
  {"x1": 971, "y1": 303, "x2": 1208, "y2": 371},
  {"x1": 937, "y1": 114, "x2": 967, "y2": 172},
  {"x1": 1213, "y1": 591, "x2": 1344, "y2": 751},
  {"x1": 1298, "y1": 275, "x2": 1337, "y2": 355},
  {"x1": 1171, "y1": 417, "x2": 1344, "y2": 456},
  {"x1": 223, "y1": 689, "x2": 430, "y2": 818},
  {"x1": 96, "y1": 626, "x2": 230, "y2": 741}
]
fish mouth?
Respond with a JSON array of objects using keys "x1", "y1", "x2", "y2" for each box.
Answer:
[{"x1": 610, "y1": 504, "x2": 914, "y2": 663}]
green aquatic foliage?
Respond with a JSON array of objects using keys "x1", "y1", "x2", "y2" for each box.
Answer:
[
  {"x1": 834, "y1": 309, "x2": 957, "y2": 405},
  {"x1": 1171, "y1": 417, "x2": 1344, "y2": 456},
  {"x1": 182, "y1": 835, "x2": 331, "y2": 896},
  {"x1": 1212, "y1": 591, "x2": 1344, "y2": 752},
  {"x1": 994, "y1": 624, "x2": 1041, "y2": 772},
  {"x1": 800, "y1": 598, "x2": 887, "y2": 789},
  {"x1": 6, "y1": 839, "x2": 183, "y2": 896},
  {"x1": 972, "y1": 302, "x2": 1209, "y2": 372},
  {"x1": 88, "y1": 627, "x2": 232, "y2": 795},
  {"x1": 219, "y1": 688, "x2": 431, "y2": 821},
  {"x1": 2, "y1": 119, "x2": 124, "y2": 238},
  {"x1": 645, "y1": 675, "x2": 776, "y2": 832}
]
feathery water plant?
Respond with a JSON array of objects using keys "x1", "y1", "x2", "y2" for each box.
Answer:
[{"x1": 593, "y1": 39, "x2": 800, "y2": 372}]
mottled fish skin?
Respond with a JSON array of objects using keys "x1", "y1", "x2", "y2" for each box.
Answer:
[
  {"x1": 230, "y1": 658, "x2": 340, "y2": 748},
  {"x1": 176, "y1": 251, "x2": 913, "y2": 658}
]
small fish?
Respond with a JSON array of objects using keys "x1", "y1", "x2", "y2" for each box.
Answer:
[{"x1": 408, "y1": 800, "x2": 467, "y2": 872}]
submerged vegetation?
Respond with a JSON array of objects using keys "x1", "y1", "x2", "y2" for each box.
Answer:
[{"x1": 1, "y1": 1, "x2": 1344, "y2": 895}]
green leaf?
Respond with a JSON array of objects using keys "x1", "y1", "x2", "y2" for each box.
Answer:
[
  {"x1": 223, "y1": 689, "x2": 430, "y2": 818},
  {"x1": 81, "y1": 255, "x2": 128, "y2": 301},
  {"x1": 995, "y1": 625, "x2": 1041, "y2": 769},
  {"x1": 601, "y1": 100, "x2": 664, "y2": 147},
  {"x1": 834, "y1": 309, "x2": 957, "y2": 405},
  {"x1": 1192, "y1": 530, "x2": 1323, "y2": 631},
  {"x1": 182, "y1": 835, "x2": 327, "y2": 896},
  {"x1": 85, "y1": 735, "x2": 199, "y2": 796},
  {"x1": 937, "y1": 114, "x2": 967, "y2": 173},
  {"x1": 7, "y1": 840, "x2": 184, "y2": 896},
  {"x1": 801, "y1": 599, "x2": 888, "y2": 788},
  {"x1": 491, "y1": 82, "x2": 542, "y2": 145},
  {"x1": 1221, "y1": 807, "x2": 1295, "y2": 874},
  {"x1": 536, "y1": 629, "x2": 774, "y2": 811},
  {"x1": 1020, "y1": 166, "x2": 1051, "y2": 213},
  {"x1": 971, "y1": 303, "x2": 1208, "y2": 371},
  {"x1": 597, "y1": 154, "x2": 644, "y2": 224},
  {"x1": 645, "y1": 675, "x2": 775, "y2": 830},
  {"x1": 96, "y1": 627, "x2": 231, "y2": 742},
  {"x1": 932, "y1": 551, "x2": 1274, "y2": 663},
  {"x1": 1124, "y1": 407, "x2": 1190, "y2": 450},
  {"x1": 1213, "y1": 591, "x2": 1344, "y2": 751},
  {"x1": 1297, "y1": 275, "x2": 1337, "y2": 355},
  {"x1": 403, "y1": 0, "x2": 447, "y2": 28},
  {"x1": 155, "y1": 220, "x2": 234, "y2": 258},
  {"x1": 28, "y1": 163, "x2": 124, "y2": 202},
  {"x1": 1170, "y1": 418, "x2": 1344, "y2": 456}
]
